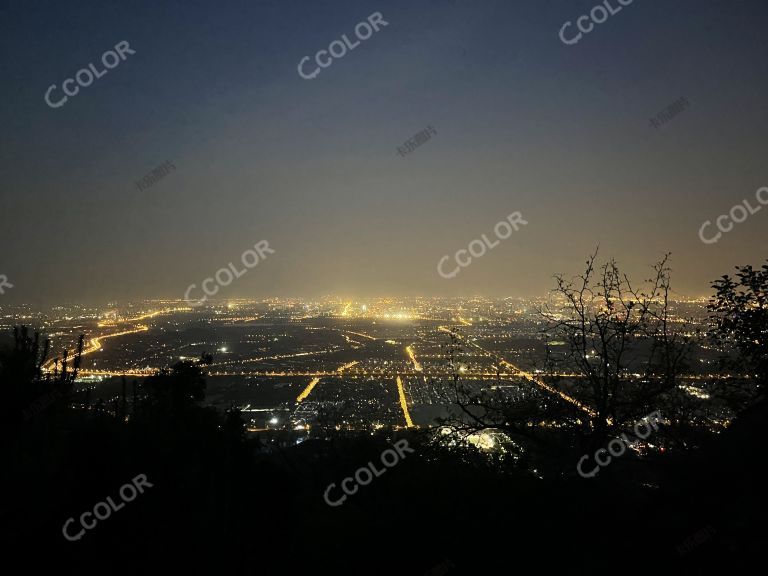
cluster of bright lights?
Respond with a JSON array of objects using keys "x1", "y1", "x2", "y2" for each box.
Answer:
[
  {"x1": 680, "y1": 384, "x2": 711, "y2": 400},
  {"x1": 396, "y1": 376, "x2": 414, "y2": 428},
  {"x1": 435, "y1": 427, "x2": 519, "y2": 458}
]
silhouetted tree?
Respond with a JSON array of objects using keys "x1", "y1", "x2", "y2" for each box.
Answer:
[
  {"x1": 709, "y1": 262, "x2": 768, "y2": 379},
  {"x1": 708, "y1": 260, "x2": 768, "y2": 403},
  {"x1": 0, "y1": 326, "x2": 83, "y2": 426},
  {"x1": 433, "y1": 252, "x2": 702, "y2": 472},
  {"x1": 141, "y1": 359, "x2": 206, "y2": 414},
  {"x1": 540, "y1": 251, "x2": 694, "y2": 444},
  {"x1": 223, "y1": 405, "x2": 246, "y2": 443}
]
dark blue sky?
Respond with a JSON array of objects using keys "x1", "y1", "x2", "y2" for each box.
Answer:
[{"x1": 2, "y1": 0, "x2": 768, "y2": 304}]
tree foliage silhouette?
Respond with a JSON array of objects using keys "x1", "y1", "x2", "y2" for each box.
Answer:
[{"x1": 709, "y1": 261, "x2": 768, "y2": 391}]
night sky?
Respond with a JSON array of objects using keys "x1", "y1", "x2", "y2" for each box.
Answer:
[{"x1": 2, "y1": 0, "x2": 768, "y2": 304}]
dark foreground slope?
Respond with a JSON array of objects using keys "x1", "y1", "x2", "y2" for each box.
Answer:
[{"x1": 2, "y1": 385, "x2": 766, "y2": 576}]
